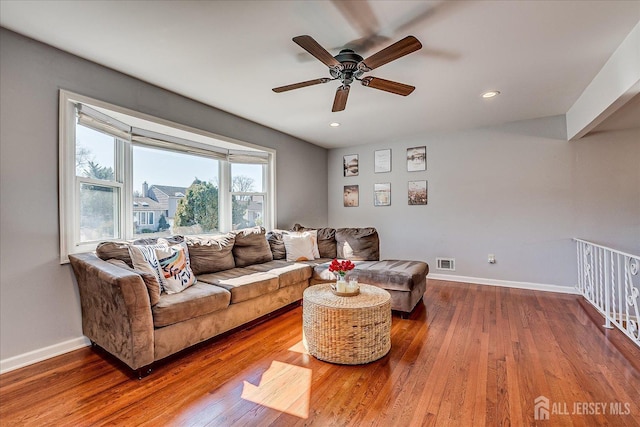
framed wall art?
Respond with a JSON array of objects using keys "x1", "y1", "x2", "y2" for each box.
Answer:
[
  {"x1": 374, "y1": 149, "x2": 392, "y2": 173},
  {"x1": 407, "y1": 146, "x2": 426, "y2": 171},
  {"x1": 374, "y1": 183, "x2": 391, "y2": 206},
  {"x1": 408, "y1": 180, "x2": 427, "y2": 205},
  {"x1": 343, "y1": 185, "x2": 359, "y2": 207},
  {"x1": 343, "y1": 154, "x2": 359, "y2": 177}
]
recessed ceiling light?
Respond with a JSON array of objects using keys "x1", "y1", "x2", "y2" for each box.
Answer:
[
  {"x1": 482, "y1": 90, "x2": 500, "y2": 99},
  {"x1": 330, "y1": 122, "x2": 340, "y2": 127}
]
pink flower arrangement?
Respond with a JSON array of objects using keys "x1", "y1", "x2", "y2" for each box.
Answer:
[{"x1": 328, "y1": 258, "x2": 355, "y2": 279}]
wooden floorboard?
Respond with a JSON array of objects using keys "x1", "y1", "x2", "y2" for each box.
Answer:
[{"x1": 1, "y1": 279, "x2": 639, "y2": 426}]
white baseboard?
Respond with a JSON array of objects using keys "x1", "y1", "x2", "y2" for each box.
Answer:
[
  {"x1": 0, "y1": 336, "x2": 91, "y2": 375},
  {"x1": 428, "y1": 273, "x2": 580, "y2": 295}
]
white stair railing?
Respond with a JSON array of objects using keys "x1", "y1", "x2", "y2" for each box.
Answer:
[{"x1": 575, "y1": 239, "x2": 640, "y2": 347}]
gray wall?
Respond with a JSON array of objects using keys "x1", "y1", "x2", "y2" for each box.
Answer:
[
  {"x1": 2, "y1": 26, "x2": 639, "y2": 366},
  {"x1": 0, "y1": 29, "x2": 328, "y2": 361},
  {"x1": 328, "y1": 116, "x2": 639, "y2": 288}
]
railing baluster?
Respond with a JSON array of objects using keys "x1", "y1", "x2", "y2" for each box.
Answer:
[
  {"x1": 598, "y1": 247, "x2": 603, "y2": 309},
  {"x1": 576, "y1": 242, "x2": 582, "y2": 293},
  {"x1": 603, "y1": 248, "x2": 612, "y2": 329},
  {"x1": 610, "y1": 252, "x2": 617, "y2": 325},
  {"x1": 618, "y1": 253, "x2": 623, "y2": 325},
  {"x1": 574, "y1": 238, "x2": 639, "y2": 348}
]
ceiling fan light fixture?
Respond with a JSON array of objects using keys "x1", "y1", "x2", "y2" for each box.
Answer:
[
  {"x1": 482, "y1": 90, "x2": 501, "y2": 99},
  {"x1": 330, "y1": 122, "x2": 341, "y2": 127}
]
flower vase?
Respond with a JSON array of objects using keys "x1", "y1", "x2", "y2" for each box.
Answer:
[{"x1": 336, "y1": 274, "x2": 347, "y2": 293}]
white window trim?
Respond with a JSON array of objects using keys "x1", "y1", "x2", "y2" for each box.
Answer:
[{"x1": 59, "y1": 90, "x2": 276, "y2": 263}]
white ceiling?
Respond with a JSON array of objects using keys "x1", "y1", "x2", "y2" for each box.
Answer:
[{"x1": 1, "y1": 1, "x2": 639, "y2": 148}]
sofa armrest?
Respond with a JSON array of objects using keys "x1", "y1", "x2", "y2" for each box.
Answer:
[{"x1": 69, "y1": 253, "x2": 154, "y2": 370}]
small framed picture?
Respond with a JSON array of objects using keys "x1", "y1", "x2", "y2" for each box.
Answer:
[
  {"x1": 343, "y1": 154, "x2": 359, "y2": 177},
  {"x1": 407, "y1": 146, "x2": 426, "y2": 171},
  {"x1": 374, "y1": 183, "x2": 391, "y2": 206},
  {"x1": 374, "y1": 149, "x2": 392, "y2": 173},
  {"x1": 343, "y1": 185, "x2": 359, "y2": 207},
  {"x1": 408, "y1": 180, "x2": 427, "y2": 205}
]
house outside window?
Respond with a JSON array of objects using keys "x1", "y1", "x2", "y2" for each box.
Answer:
[
  {"x1": 59, "y1": 90, "x2": 275, "y2": 262},
  {"x1": 230, "y1": 162, "x2": 267, "y2": 230}
]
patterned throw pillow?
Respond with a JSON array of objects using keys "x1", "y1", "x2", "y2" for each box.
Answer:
[
  {"x1": 128, "y1": 243, "x2": 168, "y2": 291},
  {"x1": 155, "y1": 243, "x2": 196, "y2": 294}
]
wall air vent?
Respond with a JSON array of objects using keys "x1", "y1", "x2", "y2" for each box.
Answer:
[{"x1": 436, "y1": 257, "x2": 456, "y2": 271}]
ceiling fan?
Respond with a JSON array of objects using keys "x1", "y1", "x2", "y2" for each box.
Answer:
[{"x1": 273, "y1": 35, "x2": 422, "y2": 112}]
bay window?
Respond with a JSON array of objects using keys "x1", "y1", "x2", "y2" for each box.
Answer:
[{"x1": 59, "y1": 90, "x2": 275, "y2": 262}]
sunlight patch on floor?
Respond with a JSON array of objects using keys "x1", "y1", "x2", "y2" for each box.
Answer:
[
  {"x1": 288, "y1": 340, "x2": 309, "y2": 355},
  {"x1": 241, "y1": 361, "x2": 311, "y2": 419}
]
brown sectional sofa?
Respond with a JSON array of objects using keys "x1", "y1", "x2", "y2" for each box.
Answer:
[{"x1": 69, "y1": 225, "x2": 428, "y2": 375}]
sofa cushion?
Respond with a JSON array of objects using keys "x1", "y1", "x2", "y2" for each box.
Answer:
[
  {"x1": 197, "y1": 268, "x2": 279, "y2": 304},
  {"x1": 335, "y1": 228, "x2": 379, "y2": 261},
  {"x1": 296, "y1": 258, "x2": 334, "y2": 267},
  {"x1": 316, "y1": 228, "x2": 337, "y2": 259},
  {"x1": 152, "y1": 282, "x2": 231, "y2": 328},
  {"x1": 312, "y1": 260, "x2": 378, "y2": 282},
  {"x1": 232, "y1": 227, "x2": 273, "y2": 267},
  {"x1": 244, "y1": 260, "x2": 312, "y2": 288},
  {"x1": 291, "y1": 224, "x2": 337, "y2": 259},
  {"x1": 95, "y1": 236, "x2": 185, "y2": 267},
  {"x1": 106, "y1": 259, "x2": 161, "y2": 306},
  {"x1": 96, "y1": 241, "x2": 133, "y2": 267},
  {"x1": 133, "y1": 235, "x2": 184, "y2": 245},
  {"x1": 352, "y1": 260, "x2": 429, "y2": 292},
  {"x1": 185, "y1": 233, "x2": 235, "y2": 275},
  {"x1": 266, "y1": 230, "x2": 287, "y2": 260}
]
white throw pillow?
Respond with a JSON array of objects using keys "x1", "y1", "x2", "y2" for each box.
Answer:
[
  {"x1": 308, "y1": 229, "x2": 320, "y2": 259},
  {"x1": 283, "y1": 232, "x2": 316, "y2": 262},
  {"x1": 155, "y1": 240, "x2": 196, "y2": 294}
]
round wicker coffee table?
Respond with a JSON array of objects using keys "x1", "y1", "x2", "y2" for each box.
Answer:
[{"x1": 302, "y1": 283, "x2": 391, "y2": 364}]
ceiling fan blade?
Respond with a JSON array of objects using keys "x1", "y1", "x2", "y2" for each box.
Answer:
[
  {"x1": 272, "y1": 78, "x2": 331, "y2": 93},
  {"x1": 361, "y1": 77, "x2": 415, "y2": 96},
  {"x1": 332, "y1": 85, "x2": 350, "y2": 112},
  {"x1": 330, "y1": 0, "x2": 379, "y2": 41},
  {"x1": 359, "y1": 36, "x2": 422, "y2": 71},
  {"x1": 293, "y1": 35, "x2": 343, "y2": 70},
  {"x1": 394, "y1": 4, "x2": 439, "y2": 33}
]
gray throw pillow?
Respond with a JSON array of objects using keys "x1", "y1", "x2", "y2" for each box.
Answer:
[
  {"x1": 96, "y1": 241, "x2": 133, "y2": 267},
  {"x1": 232, "y1": 226, "x2": 273, "y2": 267},
  {"x1": 185, "y1": 233, "x2": 236, "y2": 275},
  {"x1": 266, "y1": 230, "x2": 287, "y2": 260},
  {"x1": 335, "y1": 228, "x2": 379, "y2": 261}
]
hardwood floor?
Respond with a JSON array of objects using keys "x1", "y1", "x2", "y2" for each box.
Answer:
[{"x1": 1, "y1": 279, "x2": 639, "y2": 426}]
